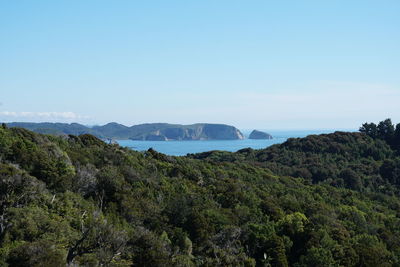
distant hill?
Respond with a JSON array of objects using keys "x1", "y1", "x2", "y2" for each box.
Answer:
[
  {"x1": 5, "y1": 122, "x2": 101, "y2": 136},
  {"x1": 6, "y1": 122, "x2": 245, "y2": 141}
]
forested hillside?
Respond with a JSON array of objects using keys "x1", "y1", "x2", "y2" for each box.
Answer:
[
  {"x1": 191, "y1": 119, "x2": 400, "y2": 195},
  {"x1": 0, "y1": 122, "x2": 399, "y2": 266}
]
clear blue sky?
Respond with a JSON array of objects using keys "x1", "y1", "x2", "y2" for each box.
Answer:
[{"x1": 1, "y1": 0, "x2": 399, "y2": 129}]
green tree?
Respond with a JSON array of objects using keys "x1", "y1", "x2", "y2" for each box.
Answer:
[
  {"x1": 360, "y1": 122, "x2": 377, "y2": 138},
  {"x1": 296, "y1": 247, "x2": 337, "y2": 267},
  {"x1": 66, "y1": 211, "x2": 127, "y2": 266},
  {"x1": 340, "y1": 169, "x2": 362, "y2": 191},
  {"x1": 377, "y1": 119, "x2": 395, "y2": 143}
]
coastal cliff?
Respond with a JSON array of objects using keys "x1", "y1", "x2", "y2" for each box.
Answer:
[
  {"x1": 130, "y1": 123, "x2": 245, "y2": 141},
  {"x1": 6, "y1": 122, "x2": 245, "y2": 141}
]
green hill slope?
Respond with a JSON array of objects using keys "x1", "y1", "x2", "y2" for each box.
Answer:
[{"x1": 191, "y1": 130, "x2": 400, "y2": 194}]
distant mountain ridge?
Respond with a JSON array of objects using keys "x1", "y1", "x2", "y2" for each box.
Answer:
[{"x1": 6, "y1": 122, "x2": 245, "y2": 141}]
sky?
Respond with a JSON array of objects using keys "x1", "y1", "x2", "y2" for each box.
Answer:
[{"x1": 0, "y1": 0, "x2": 399, "y2": 129}]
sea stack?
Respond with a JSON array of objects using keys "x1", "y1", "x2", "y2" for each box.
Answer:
[{"x1": 249, "y1": 130, "x2": 273, "y2": 139}]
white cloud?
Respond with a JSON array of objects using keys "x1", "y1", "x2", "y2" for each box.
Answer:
[{"x1": 0, "y1": 111, "x2": 89, "y2": 122}]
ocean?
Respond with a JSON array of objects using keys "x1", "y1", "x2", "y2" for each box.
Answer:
[{"x1": 117, "y1": 129, "x2": 352, "y2": 156}]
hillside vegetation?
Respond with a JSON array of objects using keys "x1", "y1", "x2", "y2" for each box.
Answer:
[
  {"x1": 191, "y1": 119, "x2": 400, "y2": 195},
  {"x1": 0, "y1": 120, "x2": 399, "y2": 266}
]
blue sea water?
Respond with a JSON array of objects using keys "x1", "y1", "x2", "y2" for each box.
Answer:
[{"x1": 117, "y1": 129, "x2": 351, "y2": 156}]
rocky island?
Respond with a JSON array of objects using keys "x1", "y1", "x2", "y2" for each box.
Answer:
[
  {"x1": 6, "y1": 122, "x2": 245, "y2": 141},
  {"x1": 130, "y1": 123, "x2": 245, "y2": 141},
  {"x1": 249, "y1": 129, "x2": 273, "y2": 139}
]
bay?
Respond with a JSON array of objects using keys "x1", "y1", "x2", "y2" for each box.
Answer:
[{"x1": 117, "y1": 129, "x2": 350, "y2": 156}]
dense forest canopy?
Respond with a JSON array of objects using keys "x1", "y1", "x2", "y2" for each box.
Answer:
[
  {"x1": 359, "y1": 118, "x2": 400, "y2": 152},
  {"x1": 0, "y1": 119, "x2": 399, "y2": 266}
]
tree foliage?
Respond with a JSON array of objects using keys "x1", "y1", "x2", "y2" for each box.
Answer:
[{"x1": 0, "y1": 123, "x2": 399, "y2": 265}]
